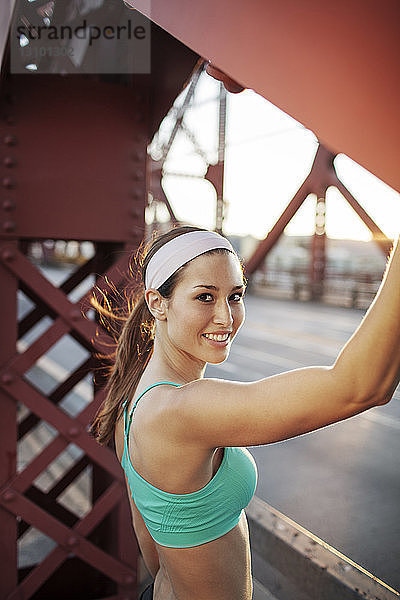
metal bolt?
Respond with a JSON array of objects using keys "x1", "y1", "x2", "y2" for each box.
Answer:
[
  {"x1": 67, "y1": 536, "x2": 79, "y2": 547},
  {"x1": 1, "y1": 249, "x2": 16, "y2": 261},
  {"x1": 3, "y1": 135, "x2": 17, "y2": 146},
  {"x1": 2, "y1": 199, "x2": 15, "y2": 211},
  {"x1": 132, "y1": 170, "x2": 144, "y2": 181},
  {"x1": 68, "y1": 426, "x2": 80, "y2": 438},
  {"x1": 3, "y1": 157, "x2": 15, "y2": 168},
  {"x1": 2, "y1": 490, "x2": 15, "y2": 502},
  {"x1": 132, "y1": 150, "x2": 145, "y2": 161},
  {"x1": 3, "y1": 221, "x2": 16, "y2": 233},
  {"x1": 131, "y1": 189, "x2": 142, "y2": 200},
  {"x1": 2, "y1": 177, "x2": 15, "y2": 189},
  {"x1": 131, "y1": 207, "x2": 142, "y2": 218},
  {"x1": 1, "y1": 373, "x2": 14, "y2": 385}
]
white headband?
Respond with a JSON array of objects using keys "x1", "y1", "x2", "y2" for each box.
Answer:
[{"x1": 145, "y1": 230, "x2": 235, "y2": 290}]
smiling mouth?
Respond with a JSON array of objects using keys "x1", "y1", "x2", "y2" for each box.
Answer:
[{"x1": 202, "y1": 333, "x2": 231, "y2": 343}]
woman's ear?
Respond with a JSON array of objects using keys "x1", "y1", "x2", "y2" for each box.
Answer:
[{"x1": 144, "y1": 289, "x2": 168, "y2": 321}]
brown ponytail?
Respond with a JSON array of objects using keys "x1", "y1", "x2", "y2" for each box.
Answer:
[{"x1": 91, "y1": 225, "x2": 219, "y2": 445}]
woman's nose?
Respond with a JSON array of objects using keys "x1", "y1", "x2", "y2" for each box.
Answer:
[{"x1": 213, "y1": 299, "x2": 233, "y2": 326}]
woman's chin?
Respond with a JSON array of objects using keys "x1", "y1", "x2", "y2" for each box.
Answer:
[{"x1": 206, "y1": 351, "x2": 231, "y2": 365}]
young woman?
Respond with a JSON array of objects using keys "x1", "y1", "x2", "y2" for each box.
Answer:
[{"x1": 92, "y1": 225, "x2": 400, "y2": 600}]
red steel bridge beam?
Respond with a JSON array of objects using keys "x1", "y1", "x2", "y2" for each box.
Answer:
[
  {"x1": 245, "y1": 145, "x2": 392, "y2": 281},
  {"x1": 0, "y1": 74, "x2": 146, "y2": 600},
  {"x1": 132, "y1": 0, "x2": 400, "y2": 196}
]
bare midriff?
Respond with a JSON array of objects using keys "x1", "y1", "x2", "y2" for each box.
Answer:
[{"x1": 152, "y1": 511, "x2": 253, "y2": 600}]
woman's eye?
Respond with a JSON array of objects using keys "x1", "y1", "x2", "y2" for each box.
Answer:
[
  {"x1": 197, "y1": 293, "x2": 213, "y2": 302},
  {"x1": 196, "y1": 292, "x2": 244, "y2": 302}
]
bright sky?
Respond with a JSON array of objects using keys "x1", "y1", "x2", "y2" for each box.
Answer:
[{"x1": 150, "y1": 71, "x2": 400, "y2": 241}]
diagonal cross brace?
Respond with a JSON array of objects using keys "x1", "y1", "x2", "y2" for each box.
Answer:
[
  {"x1": 0, "y1": 247, "x2": 113, "y2": 353},
  {"x1": 0, "y1": 484, "x2": 134, "y2": 591},
  {"x1": 0, "y1": 376, "x2": 121, "y2": 484}
]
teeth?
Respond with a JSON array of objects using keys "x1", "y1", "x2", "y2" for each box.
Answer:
[{"x1": 203, "y1": 333, "x2": 230, "y2": 342}]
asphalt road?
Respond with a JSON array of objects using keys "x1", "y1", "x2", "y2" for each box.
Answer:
[
  {"x1": 206, "y1": 293, "x2": 400, "y2": 592},
  {"x1": 18, "y1": 266, "x2": 400, "y2": 590}
]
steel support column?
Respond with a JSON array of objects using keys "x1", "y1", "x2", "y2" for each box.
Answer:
[
  {"x1": 309, "y1": 197, "x2": 327, "y2": 301},
  {"x1": 0, "y1": 240, "x2": 18, "y2": 598},
  {"x1": 0, "y1": 74, "x2": 148, "y2": 599},
  {"x1": 205, "y1": 82, "x2": 227, "y2": 235}
]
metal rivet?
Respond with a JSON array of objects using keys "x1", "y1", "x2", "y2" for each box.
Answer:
[
  {"x1": 1, "y1": 249, "x2": 16, "y2": 261},
  {"x1": 3, "y1": 221, "x2": 16, "y2": 233},
  {"x1": 1, "y1": 177, "x2": 15, "y2": 190},
  {"x1": 131, "y1": 189, "x2": 142, "y2": 200},
  {"x1": 131, "y1": 207, "x2": 142, "y2": 218},
  {"x1": 2, "y1": 199, "x2": 15, "y2": 211},
  {"x1": 124, "y1": 575, "x2": 134, "y2": 586},
  {"x1": 2, "y1": 178, "x2": 15, "y2": 189},
  {"x1": 68, "y1": 426, "x2": 80, "y2": 438},
  {"x1": 3, "y1": 157, "x2": 15, "y2": 168},
  {"x1": 3, "y1": 135, "x2": 17, "y2": 146},
  {"x1": 132, "y1": 150, "x2": 145, "y2": 161},
  {"x1": 1, "y1": 373, "x2": 14, "y2": 385},
  {"x1": 70, "y1": 309, "x2": 80, "y2": 321},
  {"x1": 132, "y1": 170, "x2": 144, "y2": 181},
  {"x1": 2, "y1": 490, "x2": 15, "y2": 502},
  {"x1": 67, "y1": 536, "x2": 79, "y2": 547}
]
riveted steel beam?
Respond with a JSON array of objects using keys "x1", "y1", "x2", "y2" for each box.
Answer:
[{"x1": 132, "y1": 0, "x2": 400, "y2": 195}]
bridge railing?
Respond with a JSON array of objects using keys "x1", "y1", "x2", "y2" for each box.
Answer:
[{"x1": 246, "y1": 496, "x2": 400, "y2": 600}]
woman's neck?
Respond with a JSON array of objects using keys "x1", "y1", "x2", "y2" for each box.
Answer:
[{"x1": 146, "y1": 336, "x2": 207, "y2": 384}]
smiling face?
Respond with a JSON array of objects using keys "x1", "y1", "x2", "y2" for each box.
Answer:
[{"x1": 161, "y1": 250, "x2": 246, "y2": 365}]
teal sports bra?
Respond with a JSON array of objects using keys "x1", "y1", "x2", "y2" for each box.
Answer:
[{"x1": 121, "y1": 381, "x2": 258, "y2": 548}]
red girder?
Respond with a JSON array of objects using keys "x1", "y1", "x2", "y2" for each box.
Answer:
[
  {"x1": 2, "y1": 482, "x2": 134, "y2": 600},
  {"x1": 132, "y1": 0, "x2": 400, "y2": 195},
  {"x1": 1, "y1": 249, "x2": 111, "y2": 352},
  {"x1": 246, "y1": 145, "x2": 392, "y2": 277},
  {"x1": 1, "y1": 378, "x2": 120, "y2": 487}
]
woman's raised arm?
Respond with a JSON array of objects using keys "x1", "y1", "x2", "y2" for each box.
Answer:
[{"x1": 172, "y1": 235, "x2": 400, "y2": 448}]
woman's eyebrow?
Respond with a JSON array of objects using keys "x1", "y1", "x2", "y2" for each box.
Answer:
[{"x1": 193, "y1": 284, "x2": 244, "y2": 290}]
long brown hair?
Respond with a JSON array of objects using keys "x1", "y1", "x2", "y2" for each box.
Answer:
[{"x1": 91, "y1": 225, "x2": 243, "y2": 445}]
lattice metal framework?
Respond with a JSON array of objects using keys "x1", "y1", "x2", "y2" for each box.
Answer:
[
  {"x1": 245, "y1": 145, "x2": 393, "y2": 293},
  {"x1": 0, "y1": 74, "x2": 148, "y2": 600}
]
